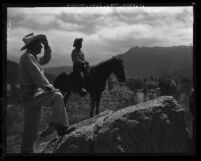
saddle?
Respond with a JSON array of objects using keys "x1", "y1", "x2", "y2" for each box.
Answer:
[
  {"x1": 71, "y1": 66, "x2": 96, "y2": 91},
  {"x1": 83, "y1": 67, "x2": 94, "y2": 82}
]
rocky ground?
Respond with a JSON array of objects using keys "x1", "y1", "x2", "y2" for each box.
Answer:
[
  {"x1": 5, "y1": 88, "x2": 194, "y2": 154},
  {"x1": 39, "y1": 96, "x2": 193, "y2": 153}
]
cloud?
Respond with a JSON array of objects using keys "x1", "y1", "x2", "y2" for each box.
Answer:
[
  {"x1": 7, "y1": 6, "x2": 193, "y2": 67},
  {"x1": 8, "y1": 7, "x2": 193, "y2": 33}
]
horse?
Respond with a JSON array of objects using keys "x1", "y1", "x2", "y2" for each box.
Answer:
[{"x1": 53, "y1": 56, "x2": 126, "y2": 117}]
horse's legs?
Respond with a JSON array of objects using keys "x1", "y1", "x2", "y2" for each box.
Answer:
[
  {"x1": 63, "y1": 91, "x2": 71, "y2": 106},
  {"x1": 90, "y1": 94, "x2": 95, "y2": 117},
  {"x1": 95, "y1": 94, "x2": 101, "y2": 115}
]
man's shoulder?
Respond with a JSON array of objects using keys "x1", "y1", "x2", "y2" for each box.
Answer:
[
  {"x1": 72, "y1": 48, "x2": 79, "y2": 54},
  {"x1": 21, "y1": 52, "x2": 36, "y2": 62}
]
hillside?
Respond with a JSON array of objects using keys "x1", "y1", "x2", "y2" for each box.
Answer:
[
  {"x1": 119, "y1": 46, "x2": 193, "y2": 79},
  {"x1": 44, "y1": 46, "x2": 193, "y2": 79},
  {"x1": 7, "y1": 46, "x2": 193, "y2": 82},
  {"x1": 44, "y1": 66, "x2": 73, "y2": 77}
]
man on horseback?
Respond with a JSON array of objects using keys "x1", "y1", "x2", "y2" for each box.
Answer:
[{"x1": 71, "y1": 38, "x2": 94, "y2": 96}]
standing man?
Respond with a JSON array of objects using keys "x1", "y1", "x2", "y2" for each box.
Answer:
[{"x1": 18, "y1": 33, "x2": 74, "y2": 153}]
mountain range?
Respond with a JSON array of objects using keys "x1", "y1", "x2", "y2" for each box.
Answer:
[
  {"x1": 7, "y1": 46, "x2": 193, "y2": 85},
  {"x1": 44, "y1": 66, "x2": 72, "y2": 76},
  {"x1": 44, "y1": 46, "x2": 193, "y2": 79},
  {"x1": 119, "y1": 45, "x2": 193, "y2": 79}
]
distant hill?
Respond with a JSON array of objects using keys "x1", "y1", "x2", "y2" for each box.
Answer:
[
  {"x1": 9, "y1": 46, "x2": 193, "y2": 82},
  {"x1": 118, "y1": 46, "x2": 193, "y2": 79},
  {"x1": 7, "y1": 60, "x2": 56, "y2": 84},
  {"x1": 44, "y1": 73, "x2": 57, "y2": 83},
  {"x1": 44, "y1": 46, "x2": 193, "y2": 80},
  {"x1": 44, "y1": 66, "x2": 73, "y2": 77}
]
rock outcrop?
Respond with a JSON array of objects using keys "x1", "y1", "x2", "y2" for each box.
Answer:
[{"x1": 39, "y1": 96, "x2": 188, "y2": 153}]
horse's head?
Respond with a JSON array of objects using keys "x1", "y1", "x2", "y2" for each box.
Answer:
[{"x1": 111, "y1": 56, "x2": 126, "y2": 82}]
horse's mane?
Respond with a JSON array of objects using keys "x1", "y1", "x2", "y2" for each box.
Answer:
[
  {"x1": 93, "y1": 56, "x2": 122, "y2": 68},
  {"x1": 56, "y1": 57, "x2": 122, "y2": 77},
  {"x1": 92, "y1": 57, "x2": 112, "y2": 68}
]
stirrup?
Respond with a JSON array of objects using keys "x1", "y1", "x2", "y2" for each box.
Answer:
[{"x1": 79, "y1": 88, "x2": 87, "y2": 96}]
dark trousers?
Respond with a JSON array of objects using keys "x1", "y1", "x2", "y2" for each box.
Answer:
[
  {"x1": 73, "y1": 65, "x2": 94, "y2": 89},
  {"x1": 21, "y1": 92, "x2": 69, "y2": 153},
  {"x1": 73, "y1": 65, "x2": 85, "y2": 89}
]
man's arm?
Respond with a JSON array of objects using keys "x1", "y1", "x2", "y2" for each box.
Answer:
[
  {"x1": 82, "y1": 53, "x2": 89, "y2": 65},
  {"x1": 71, "y1": 50, "x2": 87, "y2": 65},
  {"x1": 39, "y1": 38, "x2": 52, "y2": 65},
  {"x1": 39, "y1": 46, "x2": 52, "y2": 65}
]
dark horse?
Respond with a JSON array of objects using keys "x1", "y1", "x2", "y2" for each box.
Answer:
[{"x1": 53, "y1": 56, "x2": 126, "y2": 117}]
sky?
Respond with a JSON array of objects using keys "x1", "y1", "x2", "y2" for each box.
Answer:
[{"x1": 7, "y1": 6, "x2": 193, "y2": 67}]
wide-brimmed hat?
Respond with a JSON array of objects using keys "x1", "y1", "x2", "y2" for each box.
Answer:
[
  {"x1": 73, "y1": 38, "x2": 83, "y2": 47},
  {"x1": 20, "y1": 33, "x2": 43, "y2": 51}
]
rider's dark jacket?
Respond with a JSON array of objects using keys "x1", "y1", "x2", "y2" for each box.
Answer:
[
  {"x1": 71, "y1": 48, "x2": 86, "y2": 67},
  {"x1": 71, "y1": 48, "x2": 87, "y2": 88}
]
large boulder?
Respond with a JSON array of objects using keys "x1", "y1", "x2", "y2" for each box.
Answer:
[{"x1": 39, "y1": 96, "x2": 188, "y2": 153}]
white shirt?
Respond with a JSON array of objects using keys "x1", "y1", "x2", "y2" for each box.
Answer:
[{"x1": 18, "y1": 47, "x2": 54, "y2": 101}]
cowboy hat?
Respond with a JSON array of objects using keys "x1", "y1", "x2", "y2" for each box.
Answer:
[
  {"x1": 73, "y1": 38, "x2": 83, "y2": 47},
  {"x1": 20, "y1": 33, "x2": 45, "y2": 51}
]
